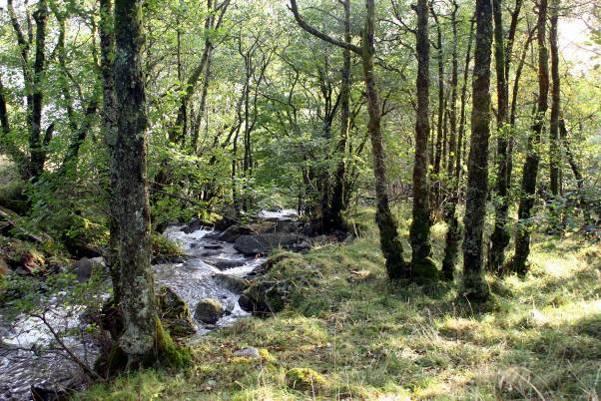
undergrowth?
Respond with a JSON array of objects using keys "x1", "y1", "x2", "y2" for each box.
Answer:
[{"x1": 75, "y1": 208, "x2": 601, "y2": 401}]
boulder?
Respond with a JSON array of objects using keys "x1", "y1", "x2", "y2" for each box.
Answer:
[
  {"x1": 194, "y1": 298, "x2": 225, "y2": 324},
  {"x1": 183, "y1": 218, "x2": 211, "y2": 234},
  {"x1": 213, "y1": 274, "x2": 250, "y2": 293},
  {"x1": 233, "y1": 233, "x2": 307, "y2": 256},
  {"x1": 157, "y1": 286, "x2": 196, "y2": 337},
  {"x1": 0, "y1": 257, "x2": 10, "y2": 277},
  {"x1": 239, "y1": 281, "x2": 287, "y2": 315},
  {"x1": 209, "y1": 258, "x2": 245, "y2": 270},
  {"x1": 218, "y1": 224, "x2": 257, "y2": 243},
  {"x1": 31, "y1": 384, "x2": 71, "y2": 401},
  {"x1": 72, "y1": 257, "x2": 104, "y2": 282}
]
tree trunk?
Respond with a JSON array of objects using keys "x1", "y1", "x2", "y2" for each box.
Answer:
[
  {"x1": 442, "y1": 0, "x2": 461, "y2": 280},
  {"x1": 431, "y1": 8, "x2": 444, "y2": 210},
  {"x1": 456, "y1": 16, "x2": 475, "y2": 186},
  {"x1": 462, "y1": 0, "x2": 494, "y2": 301},
  {"x1": 28, "y1": 0, "x2": 49, "y2": 179},
  {"x1": 325, "y1": 0, "x2": 352, "y2": 233},
  {"x1": 99, "y1": 0, "x2": 121, "y2": 303},
  {"x1": 488, "y1": 0, "x2": 512, "y2": 273},
  {"x1": 511, "y1": 0, "x2": 549, "y2": 275},
  {"x1": 362, "y1": 0, "x2": 408, "y2": 279},
  {"x1": 410, "y1": 0, "x2": 436, "y2": 280},
  {"x1": 549, "y1": 0, "x2": 560, "y2": 196},
  {"x1": 112, "y1": 0, "x2": 174, "y2": 366}
]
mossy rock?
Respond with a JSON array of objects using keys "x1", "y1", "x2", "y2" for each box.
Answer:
[
  {"x1": 285, "y1": 368, "x2": 327, "y2": 392},
  {"x1": 152, "y1": 234, "x2": 184, "y2": 264},
  {"x1": 194, "y1": 298, "x2": 224, "y2": 324},
  {"x1": 157, "y1": 286, "x2": 196, "y2": 337},
  {"x1": 239, "y1": 281, "x2": 287, "y2": 315}
]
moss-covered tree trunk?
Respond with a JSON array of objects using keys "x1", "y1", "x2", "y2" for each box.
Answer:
[
  {"x1": 488, "y1": 0, "x2": 512, "y2": 274},
  {"x1": 442, "y1": 0, "x2": 461, "y2": 280},
  {"x1": 112, "y1": 0, "x2": 175, "y2": 367},
  {"x1": 511, "y1": 0, "x2": 549, "y2": 275},
  {"x1": 410, "y1": 0, "x2": 436, "y2": 280},
  {"x1": 99, "y1": 0, "x2": 121, "y2": 303},
  {"x1": 362, "y1": 0, "x2": 408, "y2": 279},
  {"x1": 461, "y1": 0, "x2": 494, "y2": 301}
]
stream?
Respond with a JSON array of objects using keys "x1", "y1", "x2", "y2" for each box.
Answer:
[{"x1": 0, "y1": 209, "x2": 298, "y2": 400}]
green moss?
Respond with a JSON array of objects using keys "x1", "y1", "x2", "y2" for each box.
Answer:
[
  {"x1": 285, "y1": 368, "x2": 328, "y2": 392},
  {"x1": 151, "y1": 234, "x2": 184, "y2": 263}
]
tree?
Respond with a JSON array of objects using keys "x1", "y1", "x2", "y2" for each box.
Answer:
[
  {"x1": 110, "y1": 0, "x2": 182, "y2": 367},
  {"x1": 462, "y1": 0, "x2": 494, "y2": 301},
  {"x1": 410, "y1": 0, "x2": 437, "y2": 280},
  {"x1": 511, "y1": 0, "x2": 549, "y2": 275},
  {"x1": 290, "y1": 0, "x2": 409, "y2": 279},
  {"x1": 441, "y1": 0, "x2": 462, "y2": 280},
  {"x1": 549, "y1": 0, "x2": 560, "y2": 196},
  {"x1": 488, "y1": 0, "x2": 525, "y2": 273},
  {"x1": 7, "y1": 0, "x2": 50, "y2": 179}
]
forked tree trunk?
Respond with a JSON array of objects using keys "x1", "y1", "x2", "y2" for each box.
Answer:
[
  {"x1": 511, "y1": 0, "x2": 549, "y2": 275},
  {"x1": 462, "y1": 0, "x2": 494, "y2": 301}
]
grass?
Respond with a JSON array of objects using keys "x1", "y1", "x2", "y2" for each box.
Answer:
[{"x1": 76, "y1": 208, "x2": 601, "y2": 401}]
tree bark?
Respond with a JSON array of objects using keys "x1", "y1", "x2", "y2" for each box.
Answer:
[
  {"x1": 112, "y1": 0, "x2": 171, "y2": 365},
  {"x1": 99, "y1": 0, "x2": 121, "y2": 303},
  {"x1": 324, "y1": 0, "x2": 352, "y2": 233},
  {"x1": 410, "y1": 0, "x2": 436, "y2": 279},
  {"x1": 28, "y1": 0, "x2": 49, "y2": 179},
  {"x1": 362, "y1": 0, "x2": 408, "y2": 279},
  {"x1": 488, "y1": 0, "x2": 512, "y2": 273},
  {"x1": 431, "y1": 7, "x2": 444, "y2": 210},
  {"x1": 549, "y1": 0, "x2": 560, "y2": 196},
  {"x1": 462, "y1": 0, "x2": 494, "y2": 301},
  {"x1": 511, "y1": 0, "x2": 549, "y2": 275},
  {"x1": 442, "y1": 0, "x2": 461, "y2": 280}
]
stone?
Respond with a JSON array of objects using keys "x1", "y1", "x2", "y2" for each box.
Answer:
[
  {"x1": 157, "y1": 286, "x2": 196, "y2": 337},
  {"x1": 210, "y1": 258, "x2": 245, "y2": 270},
  {"x1": 183, "y1": 218, "x2": 211, "y2": 234},
  {"x1": 72, "y1": 257, "x2": 104, "y2": 282},
  {"x1": 233, "y1": 233, "x2": 307, "y2": 256},
  {"x1": 194, "y1": 298, "x2": 225, "y2": 324},
  {"x1": 213, "y1": 274, "x2": 250, "y2": 293},
  {"x1": 233, "y1": 347, "x2": 261, "y2": 359},
  {"x1": 239, "y1": 281, "x2": 287, "y2": 315},
  {"x1": 218, "y1": 224, "x2": 257, "y2": 243},
  {"x1": 0, "y1": 257, "x2": 10, "y2": 277}
]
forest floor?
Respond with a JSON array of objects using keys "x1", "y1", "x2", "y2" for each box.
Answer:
[{"x1": 75, "y1": 208, "x2": 601, "y2": 401}]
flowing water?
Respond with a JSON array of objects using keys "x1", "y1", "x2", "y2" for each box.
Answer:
[{"x1": 0, "y1": 209, "x2": 298, "y2": 400}]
